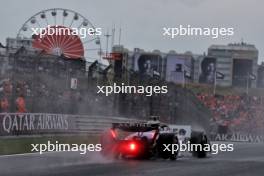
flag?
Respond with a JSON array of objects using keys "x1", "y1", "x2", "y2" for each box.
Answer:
[
  {"x1": 89, "y1": 60, "x2": 99, "y2": 69},
  {"x1": 175, "y1": 64, "x2": 183, "y2": 72},
  {"x1": 249, "y1": 73, "x2": 256, "y2": 80},
  {"x1": 184, "y1": 70, "x2": 191, "y2": 78},
  {"x1": 70, "y1": 78, "x2": 78, "y2": 89},
  {"x1": 102, "y1": 65, "x2": 112, "y2": 74},
  {"x1": 153, "y1": 70, "x2": 161, "y2": 78},
  {"x1": 0, "y1": 43, "x2": 6, "y2": 48},
  {"x1": 183, "y1": 65, "x2": 191, "y2": 78},
  {"x1": 216, "y1": 71, "x2": 225, "y2": 80}
]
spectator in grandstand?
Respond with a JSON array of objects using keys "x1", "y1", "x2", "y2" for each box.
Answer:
[
  {"x1": 16, "y1": 95, "x2": 26, "y2": 113},
  {"x1": 3, "y1": 79, "x2": 12, "y2": 95},
  {"x1": 197, "y1": 93, "x2": 264, "y2": 135},
  {"x1": 0, "y1": 97, "x2": 9, "y2": 112}
]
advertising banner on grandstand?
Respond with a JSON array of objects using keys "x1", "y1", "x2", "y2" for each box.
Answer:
[
  {"x1": 0, "y1": 113, "x2": 75, "y2": 136},
  {"x1": 0, "y1": 113, "x2": 139, "y2": 137},
  {"x1": 134, "y1": 53, "x2": 162, "y2": 77},
  {"x1": 165, "y1": 54, "x2": 192, "y2": 84},
  {"x1": 199, "y1": 57, "x2": 216, "y2": 84},
  {"x1": 168, "y1": 125, "x2": 191, "y2": 138},
  {"x1": 213, "y1": 133, "x2": 264, "y2": 143}
]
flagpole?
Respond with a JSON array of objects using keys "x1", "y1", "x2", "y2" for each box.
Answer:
[
  {"x1": 213, "y1": 70, "x2": 216, "y2": 96},
  {"x1": 182, "y1": 70, "x2": 185, "y2": 88},
  {"x1": 183, "y1": 65, "x2": 187, "y2": 88},
  {"x1": 246, "y1": 72, "x2": 249, "y2": 95}
]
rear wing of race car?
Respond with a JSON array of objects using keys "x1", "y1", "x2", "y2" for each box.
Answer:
[{"x1": 112, "y1": 122, "x2": 159, "y2": 132}]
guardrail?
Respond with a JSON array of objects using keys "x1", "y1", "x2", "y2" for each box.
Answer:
[{"x1": 0, "y1": 113, "x2": 142, "y2": 136}]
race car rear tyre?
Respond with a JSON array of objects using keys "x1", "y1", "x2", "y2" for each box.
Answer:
[
  {"x1": 157, "y1": 133, "x2": 178, "y2": 160},
  {"x1": 170, "y1": 137, "x2": 178, "y2": 160},
  {"x1": 169, "y1": 153, "x2": 177, "y2": 160},
  {"x1": 190, "y1": 131, "x2": 208, "y2": 158}
]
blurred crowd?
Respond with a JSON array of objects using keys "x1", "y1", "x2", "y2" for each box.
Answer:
[
  {"x1": 0, "y1": 77, "x2": 116, "y2": 115},
  {"x1": 0, "y1": 79, "x2": 26, "y2": 113},
  {"x1": 197, "y1": 93, "x2": 264, "y2": 135}
]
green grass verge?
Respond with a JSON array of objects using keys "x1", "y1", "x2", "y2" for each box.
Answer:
[{"x1": 0, "y1": 135, "x2": 99, "y2": 155}]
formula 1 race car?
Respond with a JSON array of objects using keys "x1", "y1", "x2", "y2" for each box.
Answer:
[
  {"x1": 100, "y1": 122, "x2": 178, "y2": 160},
  {"x1": 100, "y1": 120, "x2": 210, "y2": 160}
]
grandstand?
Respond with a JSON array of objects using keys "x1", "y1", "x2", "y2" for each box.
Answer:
[{"x1": 0, "y1": 39, "x2": 263, "y2": 136}]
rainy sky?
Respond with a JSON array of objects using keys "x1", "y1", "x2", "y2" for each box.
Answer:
[{"x1": 0, "y1": 0, "x2": 263, "y2": 63}]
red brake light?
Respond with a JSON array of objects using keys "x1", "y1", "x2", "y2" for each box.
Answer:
[{"x1": 129, "y1": 143, "x2": 136, "y2": 151}]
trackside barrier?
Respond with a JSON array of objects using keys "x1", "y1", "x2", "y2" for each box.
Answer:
[{"x1": 0, "y1": 113, "x2": 143, "y2": 137}]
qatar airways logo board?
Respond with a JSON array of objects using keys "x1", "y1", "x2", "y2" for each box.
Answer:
[{"x1": 0, "y1": 113, "x2": 69, "y2": 135}]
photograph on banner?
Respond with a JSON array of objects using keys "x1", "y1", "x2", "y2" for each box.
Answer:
[
  {"x1": 134, "y1": 53, "x2": 162, "y2": 78},
  {"x1": 199, "y1": 57, "x2": 216, "y2": 85},
  {"x1": 165, "y1": 54, "x2": 192, "y2": 84}
]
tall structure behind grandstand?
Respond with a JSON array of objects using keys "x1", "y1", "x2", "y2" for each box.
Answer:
[
  {"x1": 111, "y1": 43, "x2": 259, "y2": 89},
  {"x1": 207, "y1": 43, "x2": 258, "y2": 88},
  {"x1": 112, "y1": 45, "x2": 194, "y2": 85},
  {"x1": 257, "y1": 62, "x2": 264, "y2": 88}
]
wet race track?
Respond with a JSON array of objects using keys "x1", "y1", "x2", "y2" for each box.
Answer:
[{"x1": 1, "y1": 142, "x2": 264, "y2": 176}]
